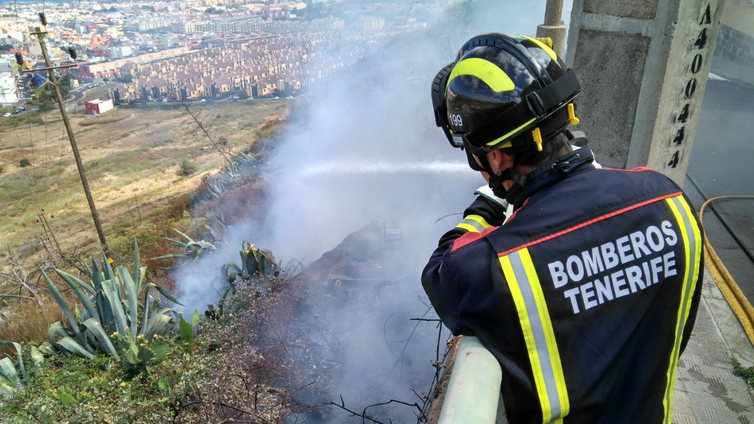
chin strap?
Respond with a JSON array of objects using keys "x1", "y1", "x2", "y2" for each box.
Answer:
[
  {"x1": 474, "y1": 150, "x2": 510, "y2": 199},
  {"x1": 480, "y1": 128, "x2": 567, "y2": 201},
  {"x1": 500, "y1": 168, "x2": 527, "y2": 204}
]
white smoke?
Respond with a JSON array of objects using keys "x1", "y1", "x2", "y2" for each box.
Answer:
[{"x1": 174, "y1": 1, "x2": 551, "y2": 420}]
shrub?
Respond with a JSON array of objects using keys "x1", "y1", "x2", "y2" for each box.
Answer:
[
  {"x1": 218, "y1": 135, "x2": 228, "y2": 146},
  {"x1": 38, "y1": 104, "x2": 54, "y2": 113},
  {"x1": 19, "y1": 158, "x2": 30, "y2": 168},
  {"x1": 176, "y1": 159, "x2": 198, "y2": 177},
  {"x1": 0, "y1": 166, "x2": 3, "y2": 174}
]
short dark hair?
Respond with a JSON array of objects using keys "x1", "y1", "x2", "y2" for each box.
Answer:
[{"x1": 510, "y1": 131, "x2": 573, "y2": 169}]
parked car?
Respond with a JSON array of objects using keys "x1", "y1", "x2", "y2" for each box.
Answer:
[{"x1": 3, "y1": 112, "x2": 11, "y2": 118}]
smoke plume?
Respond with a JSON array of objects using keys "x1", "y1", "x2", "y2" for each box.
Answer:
[{"x1": 175, "y1": 1, "x2": 550, "y2": 421}]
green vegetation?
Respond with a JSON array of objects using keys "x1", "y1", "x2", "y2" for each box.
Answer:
[
  {"x1": 0, "y1": 110, "x2": 44, "y2": 131},
  {"x1": 733, "y1": 358, "x2": 754, "y2": 389},
  {"x1": 176, "y1": 159, "x2": 198, "y2": 177},
  {"x1": 0, "y1": 238, "x2": 303, "y2": 423},
  {"x1": 42, "y1": 242, "x2": 179, "y2": 373},
  {"x1": 0, "y1": 96, "x2": 300, "y2": 423},
  {"x1": 18, "y1": 159, "x2": 30, "y2": 168},
  {"x1": 195, "y1": 152, "x2": 257, "y2": 204},
  {"x1": 220, "y1": 242, "x2": 279, "y2": 288},
  {"x1": 38, "y1": 104, "x2": 54, "y2": 113},
  {"x1": 80, "y1": 83, "x2": 116, "y2": 104},
  {"x1": 151, "y1": 228, "x2": 217, "y2": 270},
  {"x1": 116, "y1": 74, "x2": 133, "y2": 83}
]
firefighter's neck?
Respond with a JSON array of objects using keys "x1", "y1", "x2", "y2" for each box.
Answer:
[{"x1": 483, "y1": 149, "x2": 535, "y2": 189}]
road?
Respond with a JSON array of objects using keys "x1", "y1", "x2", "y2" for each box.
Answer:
[
  {"x1": 68, "y1": 85, "x2": 86, "y2": 103},
  {"x1": 684, "y1": 75, "x2": 754, "y2": 301}
]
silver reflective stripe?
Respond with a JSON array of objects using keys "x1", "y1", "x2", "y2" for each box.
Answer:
[
  {"x1": 664, "y1": 196, "x2": 699, "y2": 422},
  {"x1": 508, "y1": 251, "x2": 562, "y2": 422},
  {"x1": 459, "y1": 218, "x2": 486, "y2": 232}
]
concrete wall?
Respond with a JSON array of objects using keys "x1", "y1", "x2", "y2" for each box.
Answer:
[
  {"x1": 720, "y1": 0, "x2": 754, "y2": 37},
  {"x1": 715, "y1": 0, "x2": 754, "y2": 67},
  {"x1": 716, "y1": 23, "x2": 754, "y2": 67},
  {"x1": 566, "y1": 0, "x2": 726, "y2": 186}
]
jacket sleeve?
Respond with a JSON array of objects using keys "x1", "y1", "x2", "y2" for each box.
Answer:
[
  {"x1": 421, "y1": 197, "x2": 506, "y2": 336},
  {"x1": 679, "y1": 217, "x2": 706, "y2": 356}
]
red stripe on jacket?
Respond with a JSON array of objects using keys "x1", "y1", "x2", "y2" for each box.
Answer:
[{"x1": 497, "y1": 191, "x2": 682, "y2": 257}]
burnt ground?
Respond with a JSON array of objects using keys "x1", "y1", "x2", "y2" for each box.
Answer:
[{"x1": 263, "y1": 221, "x2": 438, "y2": 423}]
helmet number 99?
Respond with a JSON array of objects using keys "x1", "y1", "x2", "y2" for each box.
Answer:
[{"x1": 449, "y1": 114, "x2": 463, "y2": 127}]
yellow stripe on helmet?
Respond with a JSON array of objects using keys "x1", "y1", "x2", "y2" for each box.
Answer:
[
  {"x1": 446, "y1": 57, "x2": 515, "y2": 93},
  {"x1": 485, "y1": 117, "x2": 537, "y2": 149},
  {"x1": 519, "y1": 35, "x2": 558, "y2": 61}
]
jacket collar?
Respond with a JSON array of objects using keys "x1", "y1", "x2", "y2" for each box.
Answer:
[{"x1": 509, "y1": 146, "x2": 596, "y2": 210}]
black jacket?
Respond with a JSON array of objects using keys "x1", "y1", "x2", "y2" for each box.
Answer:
[{"x1": 422, "y1": 148, "x2": 704, "y2": 424}]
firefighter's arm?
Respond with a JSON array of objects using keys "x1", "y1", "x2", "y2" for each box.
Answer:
[{"x1": 421, "y1": 191, "x2": 507, "y2": 334}]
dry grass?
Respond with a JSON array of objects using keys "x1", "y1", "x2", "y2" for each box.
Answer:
[
  {"x1": 0, "y1": 101, "x2": 291, "y2": 353},
  {"x1": 0, "y1": 101, "x2": 291, "y2": 257},
  {"x1": 0, "y1": 292, "x2": 69, "y2": 355}
]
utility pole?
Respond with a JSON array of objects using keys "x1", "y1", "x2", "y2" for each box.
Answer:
[
  {"x1": 537, "y1": 0, "x2": 567, "y2": 56},
  {"x1": 23, "y1": 17, "x2": 109, "y2": 255}
]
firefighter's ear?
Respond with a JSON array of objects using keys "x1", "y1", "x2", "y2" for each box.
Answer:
[{"x1": 487, "y1": 149, "x2": 515, "y2": 175}]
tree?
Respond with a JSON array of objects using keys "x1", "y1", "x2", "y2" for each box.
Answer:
[
  {"x1": 103, "y1": 77, "x2": 109, "y2": 84},
  {"x1": 176, "y1": 158, "x2": 198, "y2": 177},
  {"x1": 38, "y1": 103, "x2": 54, "y2": 113},
  {"x1": 34, "y1": 78, "x2": 69, "y2": 105},
  {"x1": 0, "y1": 249, "x2": 46, "y2": 311},
  {"x1": 60, "y1": 74, "x2": 73, "y2": 89},
  {"x1": 19, "y1": 158, "x2": 31, "y2": 167}
]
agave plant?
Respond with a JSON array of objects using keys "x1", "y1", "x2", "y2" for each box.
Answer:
[
  {"x1": 220, "y1": 242, "x2": 280, "y2": 287},
  {"x1": 0, "y1": 311, "x2": 12, "y2": 325},
  {"x1": 0, "y1": 341, "x2": 44, "y2": 396},
  {"x1": 43, "y1": 240, "x2": 181, "y2": 363},
  {"x1": 152, "y1": 228, "x2": 217, "y2": 270},
  {"x1": 196, "y1": 152, "x2": 257, "y2": 203}
]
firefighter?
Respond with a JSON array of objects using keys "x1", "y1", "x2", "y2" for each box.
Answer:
[{"x1": 423, "y1": 33, "x2": 704, "y2": 423}]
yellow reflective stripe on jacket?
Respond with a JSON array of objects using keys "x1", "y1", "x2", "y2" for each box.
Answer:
[
  {"x1": 662, "y1": 196, "x2": 702, "y2": 424},
  {"x1": 455, "y1": 214, "x2": 491, "y2": 233},
  {"x1": 500, "y1": 247, "x2": 570, "y2": 423}
]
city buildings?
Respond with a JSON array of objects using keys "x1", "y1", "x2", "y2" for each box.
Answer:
[{"x1": 0, "y1": 0, "x2": 440, "y2": 105}]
